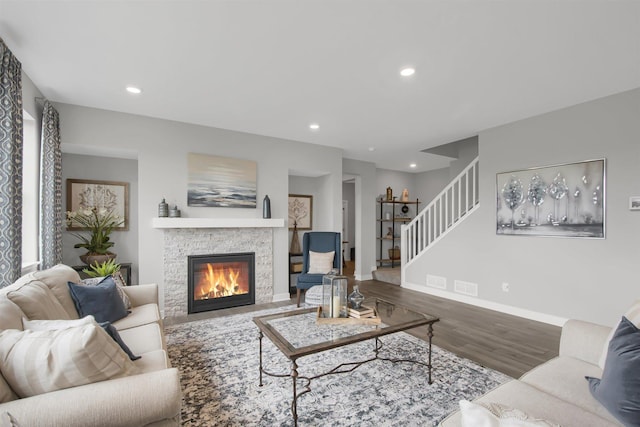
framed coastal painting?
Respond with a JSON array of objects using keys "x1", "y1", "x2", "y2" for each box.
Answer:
[
  {"x1": 288, "y1": 194, "x2": 313, "y2": 230},
  {"x1": 496, "y1": 159, "x2": 605, "y2": 238},
  {"x1": 187, "y1": 153, "x2": 257, "y2": 208},
  {"x1": 66, "y1": 179, "x2": 129, "y2": 231}
]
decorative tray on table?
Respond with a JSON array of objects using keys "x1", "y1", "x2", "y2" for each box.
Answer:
[{"x1": 316, "y1": 305, "x2": 381, "y2": 325}]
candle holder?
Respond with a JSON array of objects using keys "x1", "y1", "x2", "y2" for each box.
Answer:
[{"x1": 321, "y1": 270, "x2": 348, "y2": 318}]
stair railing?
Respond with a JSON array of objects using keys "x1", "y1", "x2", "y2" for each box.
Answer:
[{"x1": 402, "y1": 156, "x2": 480, "y2": 266}]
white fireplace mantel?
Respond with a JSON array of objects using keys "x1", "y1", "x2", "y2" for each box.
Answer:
[{"x1": 151, "y1": 217, "x2": 285, "y2": 229}]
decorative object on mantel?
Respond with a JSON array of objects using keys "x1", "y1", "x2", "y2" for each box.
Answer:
[
  {"x1": 386, "y1": 187, "x2": 393, "y2": 201},
  {"x1": 290, "y1": 221, "x2": 301, "y2": 253},
  {"x1": 262, "y1": 195, "x2": 271, "y2": 219},
  {"x1": 401, "y1": 188, "x2": 409, "y2": 202},
  {"x1": 288, "y1": 194, "x2": 313, "y2": 230},
  {"x1": 158, "y1": 198, "x2": 169, "y2": 217},
  {"x1": 630, "y1": 196, "x2": 640, "y2": 211},
  {"x1": 65, "y1": 207, "x2": 124, "y2": 265},
  {"x1": 187, "y1": 152, "x2": 257, "y2": 208},
  {"x1": 168, "y1": 205, "x2": 181, "y2": 218},
  {"x1": 497, "y1": 159, "x2": 605, "y2": 238}
]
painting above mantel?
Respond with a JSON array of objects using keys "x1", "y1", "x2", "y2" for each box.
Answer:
[{"x1": 187, "y1": 153, "x2": 257, "y2": 208}]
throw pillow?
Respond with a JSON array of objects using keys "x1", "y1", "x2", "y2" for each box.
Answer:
[
  {"x1": 22, "y1": 316, "x2": 95, "y2": 331},
  {"x1": 307, "y1": 250, "x2": 335, "y2": 274},
  {"x1": 459, "y1": 400, "x2": 560, "y2": 427},
  {"x1": 99, "y1": 322, "x2": 141, "y2": 361},
  {"x1": 81, "y1": 275, "x2": 131, "y2": 309},
  {"x1": 68, "y1": 278, "x2": 128, "y2": 324},
  {"x1": 22, "y1": 317, "x2": 140, "y2": 361},
  {"x1": 0, "y1": 324, "x2": 138, "y2": 398},
  {"x1": 0, "y1": 299, "x2": 24, "y2": 331},
  {"x1": 6, "y1": 281, "x2": 71, "y2": 321},
  {"x1": 32, "y1": 264, "x2": 83, "y2": 319},
  {"x1": 599, "y1": 299, "x2": 640, "y2": 369},
  {"x1": 586, "y1": 316, "x2": 640, "y2": 427}
]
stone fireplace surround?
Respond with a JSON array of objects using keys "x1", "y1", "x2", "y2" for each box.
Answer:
[{"x1": 152, "y1": 218, "x2": 284, "y2": 318}]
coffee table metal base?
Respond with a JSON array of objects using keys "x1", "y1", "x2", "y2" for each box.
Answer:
[{"x1": 258, "y1": 324, "x2": 435, "y2": 426}]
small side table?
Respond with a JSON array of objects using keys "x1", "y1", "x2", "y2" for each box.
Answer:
[{"x1": 72, "y1": 262, "x2": 133, "y2": 286}]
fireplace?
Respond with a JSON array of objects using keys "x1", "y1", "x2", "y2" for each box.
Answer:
[{"x1": 188, "y1": 252, "x2": 255, "y2": 314}]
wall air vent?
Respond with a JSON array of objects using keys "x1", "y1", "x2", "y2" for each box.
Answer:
[
  {"x1": 454, "y1": 280, "x2": 478, "y2": 297},
  {"x1": 426, "y1": 274, "x2": 447, "y2": 290}
]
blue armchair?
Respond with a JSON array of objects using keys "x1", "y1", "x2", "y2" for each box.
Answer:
[{"x1": 296, "y1": 231, "x2": 342, "y2": 306}]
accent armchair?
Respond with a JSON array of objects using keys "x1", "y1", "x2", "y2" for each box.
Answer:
[{"x1": 296, "y1": 231, "x2": 342, "y2": 307}]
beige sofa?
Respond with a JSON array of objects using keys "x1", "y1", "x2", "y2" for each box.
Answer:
[
  {"x1": 0, "y1": 264, "x2": 182, "y2": 426},
  {"x1": 440, "y1": 318, "x2": 624, "y2": 426}
]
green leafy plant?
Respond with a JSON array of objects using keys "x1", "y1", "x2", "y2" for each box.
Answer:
[
  {"x1": 66, "y1": 207, "x2": 124, "y2": 255},
  {"x1": 82, "y1": 258, "x2": 121, "y2": 278}
]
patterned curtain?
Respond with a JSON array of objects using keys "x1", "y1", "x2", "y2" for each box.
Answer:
[
  {"x1": 40, "y1": 101, "x2": 62, "y2": 269},
  {"x1": 0, "y1": 39, "x2": 23, "y2": 287}
]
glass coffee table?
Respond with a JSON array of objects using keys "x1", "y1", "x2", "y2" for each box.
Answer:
[{"x1": 253, "y1": 298, "x2": 439, "y2": 426}]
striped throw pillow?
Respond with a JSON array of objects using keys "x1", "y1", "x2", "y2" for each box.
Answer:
[{"x1": 0, "y1": 323, "x2": 138, "y2": 397}]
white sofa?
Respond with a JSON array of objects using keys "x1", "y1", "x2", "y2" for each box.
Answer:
[
  {"x1": 440, "y1": 317, "x2": 626, "y2": 426},
  {"x1": 0, "y1": 264, "x2": 182, "y2": 426}
]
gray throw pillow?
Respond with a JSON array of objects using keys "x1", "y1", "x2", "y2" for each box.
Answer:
[
  {"x1": 99, "y1": 322, "x2": 140, "y2": 361},
  {"x1": 586, "y1": 316, "x2": 640, "y2": 427},
  {"x1": 68, "y1": 278, "x2": 128, "y2": 324}
]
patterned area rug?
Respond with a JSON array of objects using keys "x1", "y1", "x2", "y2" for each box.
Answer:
[{"x1": 165, "y1": 305, "x2": 511, "y2": 426}]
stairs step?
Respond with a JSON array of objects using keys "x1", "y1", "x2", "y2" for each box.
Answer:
[{"x1": 372, "y1": 268, "x2": 401, "y2": 286}]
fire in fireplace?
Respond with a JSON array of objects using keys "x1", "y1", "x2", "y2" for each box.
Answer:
[{"x1": 188, "y1": 252, "x2": 255, "y2": 314}]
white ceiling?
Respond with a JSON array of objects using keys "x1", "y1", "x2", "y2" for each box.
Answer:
[{"x1": 1, "y1": 0, "x2": 639, "y2": 173}]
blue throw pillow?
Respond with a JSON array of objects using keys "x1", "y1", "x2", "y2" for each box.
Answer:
[
  {"x1": 99, "y1": 321, "x2": 141, "y2": 361},
  {"x1": 68, "y1": 277, "x2": 128, "y2": 324},
  {"x1": 586, "y1": 316, "x2": 640, "y2": 427}
]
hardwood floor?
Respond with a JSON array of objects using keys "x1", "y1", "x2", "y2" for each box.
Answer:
[
  {"x1": 356, "y1": 279, "x2": 561, "y2": 378},
  {"x1": 167, "y1": 266, "x2": 561, "y2": 379}
]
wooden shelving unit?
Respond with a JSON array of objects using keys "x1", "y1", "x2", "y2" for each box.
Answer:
[{"x1": 376, "y1": 199, "x2": 420, "y2": 268}]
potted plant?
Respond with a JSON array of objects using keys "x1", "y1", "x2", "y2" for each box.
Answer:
[
  {"x1": 66, "y1": 207, "x2": 124, "y2": 266},
  {"x1": 82, "y1": 258, "x2": 121, "y2": 278}
]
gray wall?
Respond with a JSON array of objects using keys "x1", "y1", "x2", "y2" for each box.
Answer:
[
  {"x1": 56, "y1": 103, "x2": 344, "y2": 308},
  {"x1": 405, "y1": 88, "x2": 640, "y2": 326},
  {"x1": 342, "y1": 181, "x2": 355, "y2": 260},
  {"x1": 61, "y1": 153, "x2": 139, "y2": 284},
  {"x1": 414, "y1": 167, "x2": 450, "y2": 208},
  {"x1": 288, "y1": 175, "x2": 333, "y2": 250},
  {"x1": 376, "y1": 168, "x2": 416, "y2": 203},
  {"x1": 343, "y1": 158, "x2": 377, "y2": 280}
]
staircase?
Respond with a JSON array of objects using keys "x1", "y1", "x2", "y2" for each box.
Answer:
[{"x1": 402, "y1": 157, "x2": 480, "y2": 266}]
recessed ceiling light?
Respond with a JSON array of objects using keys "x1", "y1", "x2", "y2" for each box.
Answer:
[
  {"x1": 126, "y1": 86, "x2": 142, "y2": 94},
  {"x1": 309, "y1": 123, "x2": 320, "y2": 131},
  {"x1": 410, "y1": 163, "x2": 417, "y2": 168},
  {"x1": 400, "y1": 67, "x2": 415, "y2": 77},
  {"x1": 368, "y1": 147, "x2": 375, "y2": 152}
]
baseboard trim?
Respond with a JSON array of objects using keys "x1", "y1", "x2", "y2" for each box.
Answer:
[
  {"x1": 355, "y1": 273, "x2": 373, "y2": 281},
  {"x1": 272, "y1": 292, "x2": 292, "y2": 303},
  {"x1": 402, "y1": 281, "x2": 567, "y2": 327}
]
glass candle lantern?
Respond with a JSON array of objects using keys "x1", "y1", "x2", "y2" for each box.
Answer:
[{"x1": 321, "y1": 271, "x2": 348, "y2": 318}]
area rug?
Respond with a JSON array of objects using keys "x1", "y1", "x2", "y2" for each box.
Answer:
[{"x1": 165, "y1": 305, "x2": 512, "y2": 426}]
